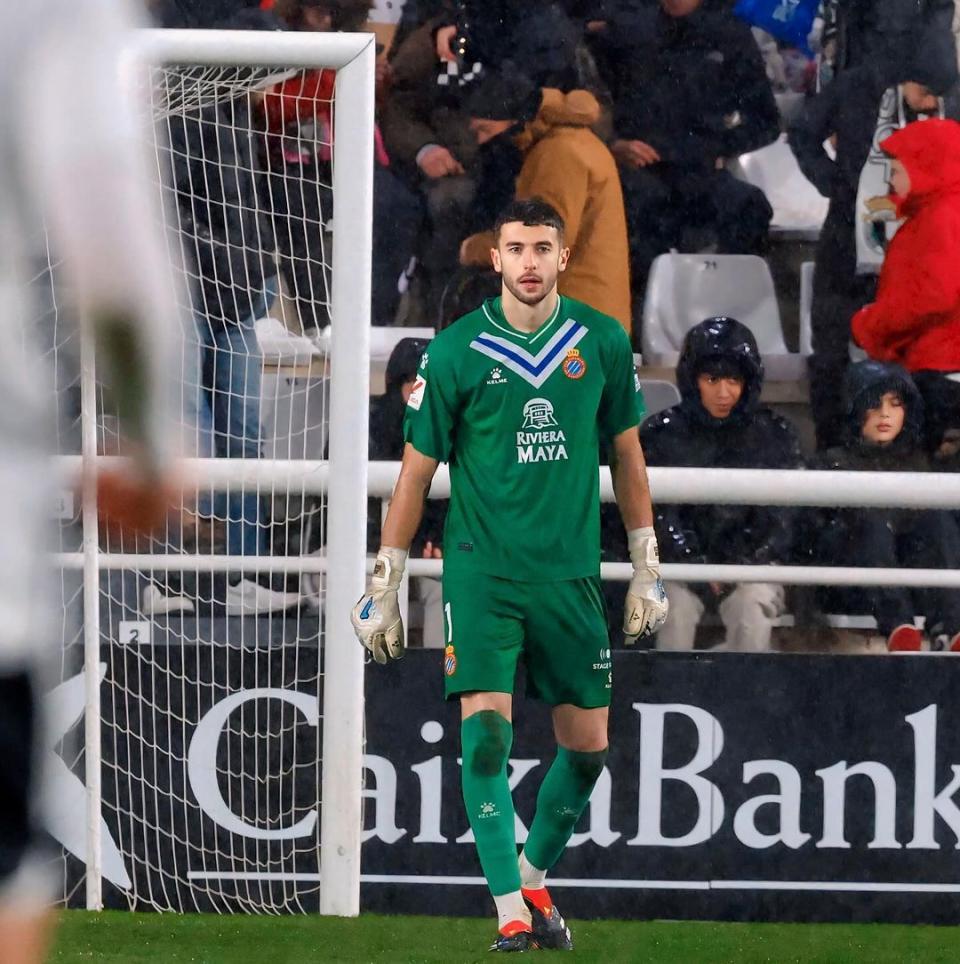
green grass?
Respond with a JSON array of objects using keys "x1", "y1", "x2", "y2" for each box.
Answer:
[{"x1": 49, "y1": 911, "x2": 959, "y2": 963}]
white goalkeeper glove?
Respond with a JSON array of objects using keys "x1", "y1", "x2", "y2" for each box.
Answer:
[
  {"x1": 351, "y1": 547, "x2": 407, "y2": 664},
  {"x1": 624, "y1": 527, "x2": 669, "y2": 643}
]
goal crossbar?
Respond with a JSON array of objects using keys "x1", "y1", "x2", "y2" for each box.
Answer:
[{"x1": 133, "y1": 28, "x2": 375, "y2": 70}]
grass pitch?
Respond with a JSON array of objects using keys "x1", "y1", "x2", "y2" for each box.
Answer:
[{"x1": 50, "y1": 911, "x2": 958, "y2": 963}]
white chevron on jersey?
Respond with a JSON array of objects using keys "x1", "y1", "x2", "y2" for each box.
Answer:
[{"x1": 469, "y1": 318, "x2": 588, "y2": 388}]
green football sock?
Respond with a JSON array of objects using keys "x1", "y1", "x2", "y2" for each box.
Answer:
[
  {"x1": 460, "y1": 710, "x2": 521, "y2": 897},
  {"x1": 523, "y1": 745, "x2": 608, "y2": 873}
]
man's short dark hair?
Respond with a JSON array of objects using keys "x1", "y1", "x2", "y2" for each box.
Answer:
[{"x1": 493, "y1": 197, "x2": 565, "y2": 241}]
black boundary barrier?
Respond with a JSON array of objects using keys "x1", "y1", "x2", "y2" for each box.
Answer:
[
  {"x1": 84, "y1": 646, "x2": 960, "y2": 922},
  {"x1": 363, "y1": 650, "x2": 960, "y2": 924}
]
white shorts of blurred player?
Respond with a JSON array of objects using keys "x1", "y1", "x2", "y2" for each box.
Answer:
[
  {"x1": 414, "y1": 577, "x2": 445, "y2": 649},
  {"x1": 656, "y1": 581, "x2": 786, "y2": 653},
  {"x1": 0, "y1": 455, "x2": 53, "y2": 673}
]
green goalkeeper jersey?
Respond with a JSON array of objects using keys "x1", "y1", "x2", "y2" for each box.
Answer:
[{"x1": 403, "y1": 295, "x2": 645, "y2": 582}]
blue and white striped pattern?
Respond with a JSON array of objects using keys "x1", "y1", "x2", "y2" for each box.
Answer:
[{"x1": 469, "y1": 319, "x2": 588, "y2": 388}]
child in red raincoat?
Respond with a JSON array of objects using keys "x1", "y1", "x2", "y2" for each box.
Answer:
[{"x1": 851, "y1": 118, "x2": 960, "y2": 461}]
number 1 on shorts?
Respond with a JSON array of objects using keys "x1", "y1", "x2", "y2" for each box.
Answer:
[{"x1": 444, "y1": 602, "x2": 453, "y2": 644}]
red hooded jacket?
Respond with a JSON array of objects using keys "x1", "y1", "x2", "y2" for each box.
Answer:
[
  {"x1": 851, "y1": 119, "x2": 960, "y2": 372},
  {"x1": 261, "y1": 69, "x2": 389, "y2": 167}
]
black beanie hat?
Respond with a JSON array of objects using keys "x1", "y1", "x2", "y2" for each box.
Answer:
[
  {"x1": 463, "y1": 63, "x2": 542, "y2": 122},
  {"x1": 907, "y1": 32, "x2": 959, "y2": 96}
]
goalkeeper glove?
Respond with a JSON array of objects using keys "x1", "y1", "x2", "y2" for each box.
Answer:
[
  {"x1": 351, "y1": 547, "x2": 407, "y2": 664},
  {"x1": 624, "y1": 527, "x2": 669, "y2": 642}
]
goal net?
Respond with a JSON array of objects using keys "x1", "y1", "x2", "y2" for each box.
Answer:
[{"x1": 44, "y1": 31, "x2": 372, "y2": 915}]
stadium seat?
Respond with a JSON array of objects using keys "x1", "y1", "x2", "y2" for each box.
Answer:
[
  {"x1": 638, "y1": 379, "x2": 681, "y2": 420},
  {"x1": 302, "y1": 324, "x2": 435, "y2": 363},
  {"x1": 641, "y1": 253, "x2": 806, "y2": 380},
  {"x1": 731, "y1": 134, "x2": 828, "y2": 241},
  {"x1": 256, "y1": 317, "x2": 328, "y2": 460},
  {"x1": 799, "y1": 262, "x2": 868, "y2": 363},
  {"x1": 369, "y1": 325, "x2": 435, "y2": 368},
  {"x1": 260, "y1": 371, "x2": 330, "y2": 462},
  {"x1": 256, "y1": 317, "x2": 322, "y2": 365},
  {"x1": 259, "y1": 323, "x2": 437, "y2": 459}
]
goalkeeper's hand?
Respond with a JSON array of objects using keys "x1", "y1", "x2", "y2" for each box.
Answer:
[
  {"x1": 351, "y1": 547, "x2": 407, "y2": 664},
  {"x1": 624, "y1": 527, "x2": 669, "y2": 643}
]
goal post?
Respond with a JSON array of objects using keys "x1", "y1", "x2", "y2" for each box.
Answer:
[
  {"x1": 318, "y1": 34, "x2": 374, "y2": 919},
  {"x1": 54, "y1": 28, "x2": 374, "y2": 915}
]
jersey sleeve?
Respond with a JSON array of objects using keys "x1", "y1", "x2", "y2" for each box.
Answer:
[
  {"x1": 403, "y1": 343, "x2": 460, "y2": 461},
  {"x1": 598, "y1": 324, "x2": 645, "y2": 439}
]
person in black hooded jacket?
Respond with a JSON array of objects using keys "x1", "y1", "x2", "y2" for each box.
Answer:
[
  {"x1": 808, "y1": 360, "x2": 960, "y2": 652},
  {"x1": 588, "y1": 0, "x2": 779, "y2": 307},
  {"x1": 368, "y1": 338, "x2": 447, "y2": 646},
  {"x1": 639, "y1": 317, "x2": 802, "y2": 651}
]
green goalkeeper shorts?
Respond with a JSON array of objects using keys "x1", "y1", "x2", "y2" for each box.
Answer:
[{"x1": 440, "y1": 569, "x2": 612, "y2": 708}]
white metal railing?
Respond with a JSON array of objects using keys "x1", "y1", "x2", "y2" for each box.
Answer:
[
  {"x1": 58, "y1": 456, "x2": 960, "y2": 507},
  {"x1": 59, "y1": 457, "x2": 960, "y2": 586}
]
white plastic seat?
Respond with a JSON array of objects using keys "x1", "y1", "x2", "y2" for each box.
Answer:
[
  {"x1": 731, "y1": 133, "x2": 827, "y2": 241},
  {"x1": 638, "y1": 379, "x2": 681, "y2": 421},
  {"x1": 641, "y1": 253, "x2": 806, "y2": 380},
  {"x1": 307, "y1": 324, "x2": 436, "y2": 369},
  {"x1": 255, "y1": 316, "x2": 322, "y2": 365},
  {"x1": 799, "y1": 261, "x2": 866, "y2": 363},
  {"x1": 368, "y1": 325, "x2": 435, "y2": 369}
]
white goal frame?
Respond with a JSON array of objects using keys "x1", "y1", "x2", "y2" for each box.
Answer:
[{"x1": 76, "y1": 28, "x2": 374, "y2": 915}]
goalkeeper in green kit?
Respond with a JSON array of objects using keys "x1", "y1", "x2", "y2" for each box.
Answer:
[{"x1": 352, "y1": 198, "x2": 668, "y2": 952}]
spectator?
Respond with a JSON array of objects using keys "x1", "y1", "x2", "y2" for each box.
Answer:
[
  {"x1": 639, "y1": 317, "x2": 802, "y2": 652},
  {"x1": 391, "y1": 0, "x2": 450, "y2": 53},
  {"x1": 149, "y1": 0, "x2": 279, "y2": 28},
  {"x1": 369, "y1": 338, "x2": 446, "y2": 647},
  {"x1": 264, "y1": 0, "x2": 422, "y2": 327},
  {"x1": 808, "y1": 361, "x2": 960, "y2": 652},
  {"x1": 159, "y1": 6, "x2": 301, "y2": 616},
  {"x1": 434, "y1": 1, "x2": 583, "y2": 92},
  {"x1": 819, "y1": 0, "x2": 957, "y2": 85},
  {"x1": 381, "y1": 12, "x2": 479, "y2": 325},
  {"x1": 789, "y1": 52, "x2": 958, "y2": 450},
  {"x1": 851, "y1": 119, "x2": 960, "y2": 458},
  {"x1": 384, "y1": 3, "x2": 594, "y2": 326},
  {"x1": 589, "y1": 0, "x2": 779, "y2": 317},
  {"x1": 458, "y1": 69, "x2": 632, "y2": 335}
]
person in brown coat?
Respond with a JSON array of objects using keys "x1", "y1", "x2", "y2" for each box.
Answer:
[
  {"x1": 380, "y1": 15, "x2": 480, "y2": 325},
  {"x1": 459, "y1": 68, "x2": 633, "y2": 337}
]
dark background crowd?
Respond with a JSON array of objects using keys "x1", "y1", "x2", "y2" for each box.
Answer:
[{"x1": 140, "y1": 0, "x2": 960, "y2": 650}]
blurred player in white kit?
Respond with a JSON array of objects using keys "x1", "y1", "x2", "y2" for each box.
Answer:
[{"x1": 0, "y1": 1, "x2": 177, "y2": 960}]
